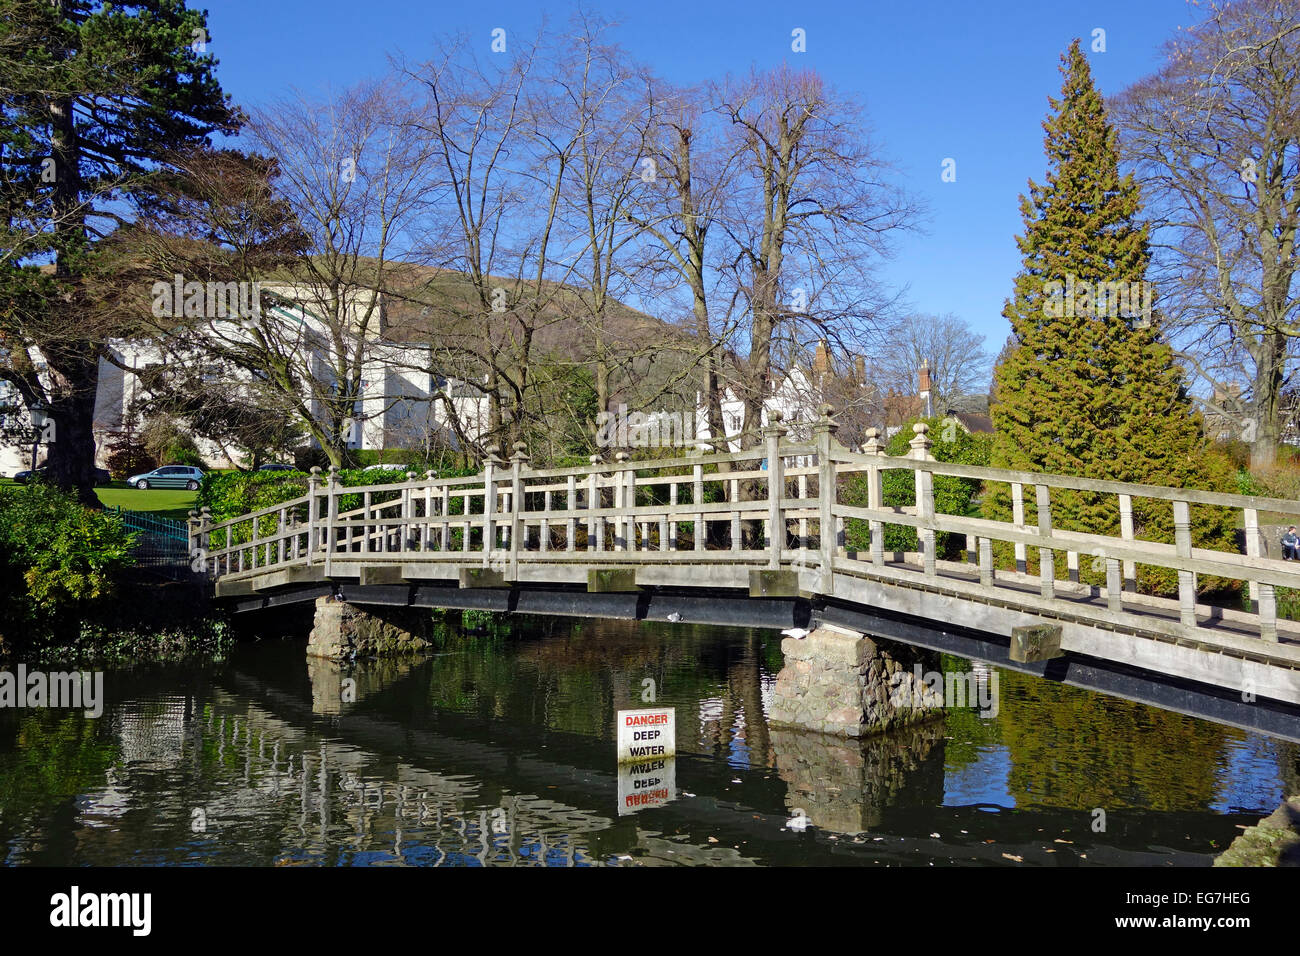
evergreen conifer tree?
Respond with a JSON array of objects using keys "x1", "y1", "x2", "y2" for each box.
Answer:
[{"x1": 988, "y1": 40, "x2": 1235, "y2": 592}]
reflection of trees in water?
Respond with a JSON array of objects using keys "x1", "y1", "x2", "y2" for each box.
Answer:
[
  {"x1": 995, "y1": 669, "x2": 1234, "y2": 812},
  {"x1": 424, "y1": 617, "x2": 778, "y2": 764},
  {"x1": 771, "y1": 721, "x2": 947, "y2": 834}
]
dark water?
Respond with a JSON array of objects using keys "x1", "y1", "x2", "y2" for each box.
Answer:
[{"x1": 0, "y1": 616, "x2": 1295, "y2": 867}]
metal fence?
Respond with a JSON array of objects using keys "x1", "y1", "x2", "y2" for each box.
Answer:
[{"x1": 115, "y1": 507, "x2": 190, "y2": 580}]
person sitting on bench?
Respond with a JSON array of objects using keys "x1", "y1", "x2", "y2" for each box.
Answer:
[{"x1": 1282, "y1": 527, "x2": 1299, "y2": 560}]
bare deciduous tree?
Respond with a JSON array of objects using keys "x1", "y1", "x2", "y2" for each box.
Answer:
[{"x1": 1116, "y1": 0, "x2": 1300, "y2": 466}]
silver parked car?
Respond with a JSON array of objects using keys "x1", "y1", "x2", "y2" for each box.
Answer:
[{"x1": 127, "y1": 465, "x2": 206, "y2": 490}]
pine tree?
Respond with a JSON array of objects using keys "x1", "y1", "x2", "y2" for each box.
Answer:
[
  {"x1": 988, "y1": 40, "x2": 1236, "y2": 593},
  {"x1": 0, "y1": 0, "x2": 237, "y2": 503}
]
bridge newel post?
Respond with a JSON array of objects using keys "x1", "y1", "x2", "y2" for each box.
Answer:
[
  {"x1": 863, "y1": 428, "x2": 885, "y2": 567},
  {"x1": 613, "y1": 451, "x2": 631, "y2": 551},
  {"x1": 403, "y1": 472, "x2": 418, "y2": 553},
  {"x1": 1243, "y1": 507, "x2": 1277, "y2": 641},
  {"x1": 588, "y1": 455, "x2": 603, "y2": 552},
  {"x1": 762, "y1": 410, "x2": 789, "y2": 569},
  {"x1": 307, "y1": 467, "x2": 322, "y2": 566},
  {"x1": 199, "y1": 507, "x2": 212, "y2": 576},
  {"x1": 1035, "y1": 484, "x2": 1055, "y2": 600},
  {"x1": 910, "y1": 423, "x2": 936, "y2": 576},
  {"x1": 510, "y1": 442, "x2": 529, "y2": 576},
  {"x1": 424, "y1": 470, "x2": 438, "y2": 553},
  {"x1": 483, "y1": 445, "x2": 503, "y2": 568},
  {"x1": 325, "y1": 466, "x2": 340, "y2": 577},
  {"x1": 813, "y1": 404, "x2": 839, "y2": 593},
  {"x1": 187, "y1": 508, "x2": 201, "y2": 574}
]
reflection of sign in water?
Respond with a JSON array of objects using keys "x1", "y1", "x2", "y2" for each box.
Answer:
[
  {"x1": 617, "y1": 757, "x2": 676, "y2": 816},
  {"x1": 617, "y1": 708, "x2": 675, "y2": 763}
]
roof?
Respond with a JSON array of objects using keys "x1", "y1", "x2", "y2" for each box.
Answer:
[{"x1": 944, "y1": 411, "x2": 994, "y2": 434}]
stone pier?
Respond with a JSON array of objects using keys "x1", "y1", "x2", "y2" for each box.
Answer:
[
  {"x1": 307, "y1": 596, "x2": 433, "y2": 660},
  {"x1": 768, "y1": 625, "x2": 945, "y2": 737}
]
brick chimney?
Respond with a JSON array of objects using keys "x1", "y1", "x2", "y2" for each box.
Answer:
[
  {"x1": 918, "y1": 359, "x2": 933, "y2": 417},
  {"x1": 813, "y1": 339, "x2": 831, "y2": 377},
  {"x1": 854, "y1": 355, "x2": 865, "y2": 386}
]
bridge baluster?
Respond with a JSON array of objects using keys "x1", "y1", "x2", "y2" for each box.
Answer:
[
  {"x1": 440, "y1": 484, "x2": 450, "y2": 553},
  {"x1": 483, "y1": 446, "x2": 501, "y2": 567},
  {"x1": 1173, "y1": 500, "x2": 1196, "y2": 627},
  {"x1": 566, "y1": 475, "x2": 577, "y2": 552},
  {"x1": 1118, "y1": 493, "x2": 1136, "y2": 593},
  {"x1": 764, "y1": 412, "x2": 788, "y2": 569},
  {"x1": 424, "y1": 474, "x2": 435, "y2": 552},
  {"x1": 813, "y1": 405, "x2": 839, "y2": 591},
  {"x1": 363, "y1": 491, "x2": 373, "y2": 555},
  {"x1": 693, "y1": 464, "x2": 704, "y2": 552},
  {"x1": 863, "y1": 428, "x2": 885, "y2": 567},
  {"x1": 669, "y1": 481, "x2": 678, "y2": 551},
  {"x1": 510, "y1": 442, "x2": 528, "y2": 577},
  {"x1": 1011, "y1": 482, "x2": 1027, "y2": 575},
  {"x1": 542, "y1": 490, "x2": 551, "y2": 552},
  {"x1": 730, "y1": 475, "x2": 741, "y2": 554}
]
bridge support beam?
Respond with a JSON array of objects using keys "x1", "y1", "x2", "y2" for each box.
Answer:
[
  {"x1": 769, "y1": 626, "x2": 944, "y2": 737},
  {"x1": 307, "y1": 596, "x2": 432, "y2": 660}
]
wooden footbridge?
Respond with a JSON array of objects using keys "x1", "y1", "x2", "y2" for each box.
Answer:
[{"x1": 192, "y1": 409, "x2": 1300, "y2": 739}]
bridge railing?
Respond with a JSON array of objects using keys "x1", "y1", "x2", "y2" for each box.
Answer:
[
  {"x1": 192, "y1": 407, "x2": 1300, "y2": 647},
  {"x1": 826, "y1": 418, "x2": 1300, "y2": 644}
]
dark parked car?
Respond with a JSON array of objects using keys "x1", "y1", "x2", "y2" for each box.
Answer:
[
  {"x1": 257, "y1": 463, "x2": 297, "y2": 472},
  {"x1": 13, "y1": 466, "x2": 111, "y2": 486}
]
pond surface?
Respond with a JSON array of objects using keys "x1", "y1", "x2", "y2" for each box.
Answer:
[{"x1": 0, "y1": 615, "x2": 1295, "y2": 866}]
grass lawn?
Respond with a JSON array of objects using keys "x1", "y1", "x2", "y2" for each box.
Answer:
[
  {"x1": 95, "y1": 483, "x2": 197, "y2": 521},
  {"x1": 2, "y1": 478, "x2": 196, "y2": 519}
]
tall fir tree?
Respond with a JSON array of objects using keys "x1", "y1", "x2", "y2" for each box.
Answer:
[{"x1": 988, "y1": 40, "x2": 1235, "y2": 593}]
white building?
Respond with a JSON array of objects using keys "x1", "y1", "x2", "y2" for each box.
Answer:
[{"x1": 0, "y1": 282, "x2": 492, "y2": 475}]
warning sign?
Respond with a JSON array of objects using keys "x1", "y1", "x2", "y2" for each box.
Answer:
[{"x1": 616, "y1": 708, "x2": 676, "y2": 764}]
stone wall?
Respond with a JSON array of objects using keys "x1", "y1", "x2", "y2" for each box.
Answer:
[
  {"x1": 1214, "y1": 795, "x2": 1300, "y2": 867},
  {"x1": 307, "y1": 597, "x2": 433, "y2": 661},
  {"x1": 768, "y1": 626, "x2": 945, "y2": 737}
]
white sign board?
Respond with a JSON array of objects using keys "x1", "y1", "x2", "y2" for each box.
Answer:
[{"x1": 616, "y1": 707, "x2": 676, "y2": 764}]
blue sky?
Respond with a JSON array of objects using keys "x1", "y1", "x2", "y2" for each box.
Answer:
[{"x1": 202, "y1": 0, "x2": 1206, "y2": 353}]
